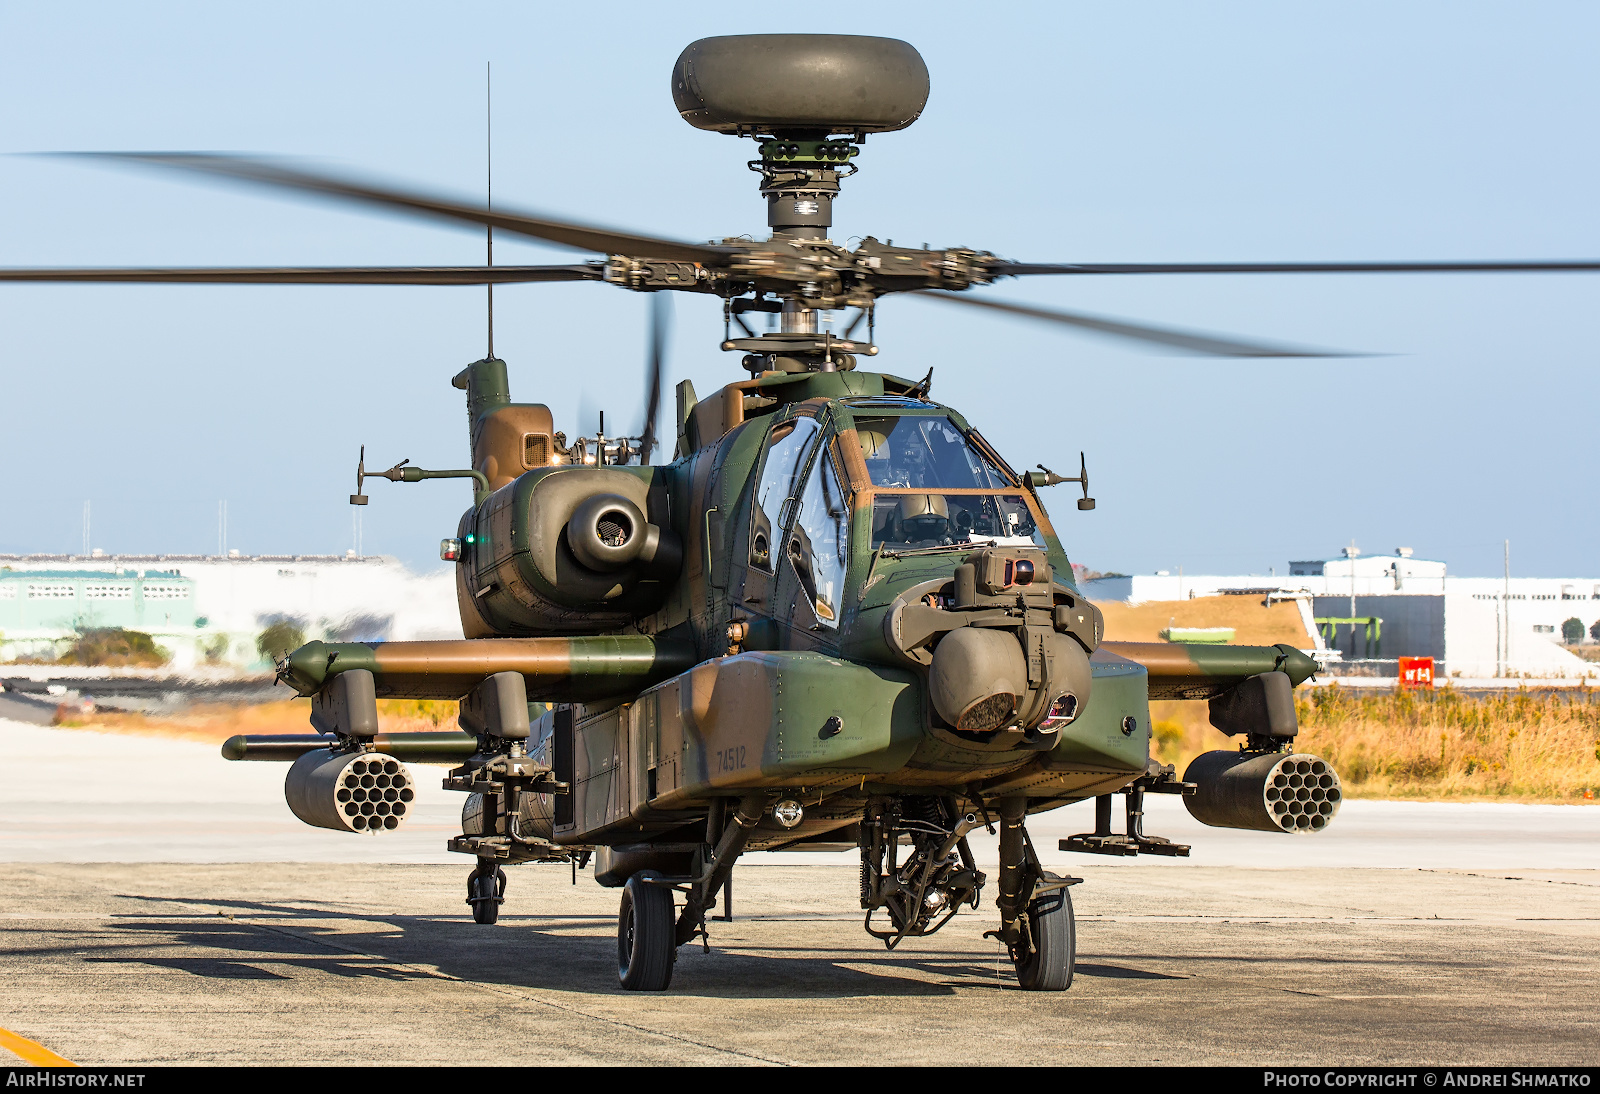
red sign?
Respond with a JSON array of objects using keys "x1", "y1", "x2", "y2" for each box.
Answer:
[{"x1": 1399, "y1": 656, "x2": 1434, "y2": 689}]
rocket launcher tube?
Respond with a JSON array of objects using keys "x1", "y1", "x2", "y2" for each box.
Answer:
[
  {"x1": 281, "y1": 636, "x2": 698, "y2": 701},
  {"x1": 1099, "y1": 641, "x2": 1317, "y2": 701}
]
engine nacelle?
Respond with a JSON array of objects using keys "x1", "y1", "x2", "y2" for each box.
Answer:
[
  {"x1": 455, "y1": 466, "x2": 682, "y2": 636},
  {"x1": 284, "y1": 749, "x2": 416, "y2": 833},
  {"x1": 1183, "y1": 750, "x2": 1342, "y2": 833}
]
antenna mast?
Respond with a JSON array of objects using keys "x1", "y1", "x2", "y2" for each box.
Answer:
[{"x1": 486, "y1": 61, "x2": 494, "y2": 359}]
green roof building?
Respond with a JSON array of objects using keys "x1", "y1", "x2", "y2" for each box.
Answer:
[{"x1": 0, "y1": 568, "x2": 197, "y2": 658}]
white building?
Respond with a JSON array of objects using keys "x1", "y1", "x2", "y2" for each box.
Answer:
[
  {"x1": 0, "y1": 553, "x2": 460, "y2": 670},
  {"x1": 1084, "y1": 548, "x2": 1600, "y2": 681}
]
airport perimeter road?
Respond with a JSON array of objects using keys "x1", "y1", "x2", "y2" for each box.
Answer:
[
  {"x1": 1, "y1": 863, "x2": 1597, "y2": 1067},
  {"x1": 6, "y1": 720, "x2": 1600, "y2": 868}
]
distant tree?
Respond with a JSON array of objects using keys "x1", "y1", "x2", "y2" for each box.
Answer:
[
  {"x1": 61, "y1": 628, "x2": 169, "y2": 668},
  {"x1": 256, "y1": 621, "x2": 306, "y2": 663},
  {"x1": 1562, "y1": 618, "x2": 1585, "y2": 644},
  {"x1": 202, "y1": 633, "x2": 231, "y2": 665},
  {"x1": 1591, "y1": 619, "x2": 1600, "y2": 643}
]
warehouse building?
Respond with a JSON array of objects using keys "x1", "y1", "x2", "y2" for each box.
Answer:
[
  {"x1": 1083, "y1": 548, "x2": 1600, "y2": 681},
  {"x1": 0, "y1": 553, "x2": 459, "y2": 669},
  {"x1": 0, "y1": 567, "x2": 198, "y2": 662}
]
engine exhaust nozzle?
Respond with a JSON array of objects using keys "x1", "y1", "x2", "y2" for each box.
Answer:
[{"x1": 1183, "y1": 750, "x2": 1342, "y2": 834}]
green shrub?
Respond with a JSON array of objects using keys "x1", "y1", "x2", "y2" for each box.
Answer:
[
  {"x1": 60, "y1": 628, "x2": 169, "y2": 668},
  {"x1": 1563, "y1": 617, "x2": 1585, "y2": 645},
  {"x1": 202, "y1": 634, "x2": 231, "y2": 664},
  {"x1": 256, "y1": 621, "x2": 306, "y2": 663}
]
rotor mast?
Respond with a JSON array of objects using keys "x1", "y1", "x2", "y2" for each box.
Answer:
[
  {"x1": 758, "y1": 136, "x2": 858, "y2": 345},
  {"x1": 673, "y1": 34, "x2": 930, "y2": 374}
]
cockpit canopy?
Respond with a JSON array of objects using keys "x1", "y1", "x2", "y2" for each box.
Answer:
[
  {"x1": 853, "y1": 415, "x2": 1011, "y2": 490},
  {"x1": 850, "y1": 414, "x2": 1042, "y2": 552}
]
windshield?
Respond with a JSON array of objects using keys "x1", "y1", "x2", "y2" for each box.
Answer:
[
  {"x1": 749, "y1": 416, "x2": 822, "y2": 573},
  {"x1": 853, "y1": 416, "x2": 1011, "y2": 490},
  {"x1": 869, "y1": 492, "x2": 1044, "y2": 552}
]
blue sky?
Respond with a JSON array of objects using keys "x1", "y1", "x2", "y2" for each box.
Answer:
[{"x1": 1, "y1": 2, "x2": 1595, "y2": 577}]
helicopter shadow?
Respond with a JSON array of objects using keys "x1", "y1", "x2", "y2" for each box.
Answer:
[
  {"x1": 105, "y1": 893, "x2": 959, "y2": 999},
  {"x1": 1074, "y1": 962, "x2": 1188, "y2": 980}
]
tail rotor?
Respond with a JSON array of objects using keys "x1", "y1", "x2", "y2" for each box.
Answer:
[{"x1": 638, "y1": 294, "x2": 668, "y2": 464}]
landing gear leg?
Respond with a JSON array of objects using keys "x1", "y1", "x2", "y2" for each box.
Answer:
[
  {"x1": 466, "y1": 857, "x2": 506, "y2": 925},
  {"x1": 988, "y1": 797, "x2": 1077, "y2": 991}
]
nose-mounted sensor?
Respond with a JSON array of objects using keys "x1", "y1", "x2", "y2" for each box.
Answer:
[{"x1": 1004, "y1": 559, "x2": 1035, "y2": 587}]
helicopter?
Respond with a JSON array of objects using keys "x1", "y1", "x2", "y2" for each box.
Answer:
[{"x1": 6, "y1": 34, "x2": 1598, "y2": 993}]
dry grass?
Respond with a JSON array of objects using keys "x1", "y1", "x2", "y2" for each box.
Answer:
[
  {"x1": 1150, "y1": 686, "x2": 1600, "y2": 803},
  {"x1": 53, "y1": 698, "x2": 463, "y2": 744},
  {"x1": 1096, "y1": 596, "x2": 1312, "y2": 647}
]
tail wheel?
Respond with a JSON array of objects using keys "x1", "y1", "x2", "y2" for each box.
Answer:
[
  {"x1": 1014, "y1": 888, "x2": 1075, "y2": 991},
  {"x1": 468, "y1": 865, "x2": 506, "y2": 925},
  {"x1": 618, "y1": 872, "x2": 676, "y2": 991}
]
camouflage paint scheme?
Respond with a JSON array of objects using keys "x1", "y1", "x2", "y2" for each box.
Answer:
[{"x1": 275, "y1": 362, "x2": 1317, "y2": 849}]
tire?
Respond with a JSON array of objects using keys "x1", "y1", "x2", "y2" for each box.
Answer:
[
  {"x1": 469, "y1": 866, "x2": 505, "y2": 925},
  {"x1": 618, "y1": 872, "x2": 676, "y2": 991},
  {"x1": 1014, "y1": 888, "x2": 1075, "y2": 991}
]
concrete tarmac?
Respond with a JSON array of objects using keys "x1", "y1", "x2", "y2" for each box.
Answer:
[
  {"x1": 2, "y1": 719, "x2": 1598, "y2": 1066},
  {"x1": 2, "y1": 863, "x2": 1597, "y2": 1066}
]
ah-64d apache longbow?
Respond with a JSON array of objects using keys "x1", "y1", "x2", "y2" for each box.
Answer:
[{"x1": 8, "y1": 34, "x2": 1596, "y2": 991}]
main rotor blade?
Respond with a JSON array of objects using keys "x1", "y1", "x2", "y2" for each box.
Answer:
[
  {"x1": 992, "y1": 259, "x2": 1600, "y2": 276},
  {"x1": 638, "y1": 294, "x2": 668, "y2": 464},
  {"x1": 63, "y1": 153, "x2": 741, "y2": 265},
  {"x1": 914, "y1": 291, "x2": 1359, "y2": 357},
  {"x1": 0, "y1": 265, "x2": 603, "y2": 285}
]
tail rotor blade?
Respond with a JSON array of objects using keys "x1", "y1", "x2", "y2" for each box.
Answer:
[{"x1": 638, "y1": 294, "x2": 668, "y2": 464}]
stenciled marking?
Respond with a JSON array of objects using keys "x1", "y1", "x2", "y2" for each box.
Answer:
[
  {"x1": 0, "y1": 1024, "x2": 76, "y2": 1067},
  {"x1": 714, "y1": 744, "x2": 748, "y2": 775}
]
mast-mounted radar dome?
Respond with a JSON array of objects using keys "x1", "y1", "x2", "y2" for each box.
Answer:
[{"x1": 672, "y1": 34, "x2": 929, "y2": 136}]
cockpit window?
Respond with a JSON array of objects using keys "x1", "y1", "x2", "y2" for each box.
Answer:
[
  {"x1": 870, "y1": 492, "x2": 1044, "y2": 551},
  {"x1": 853, "y1": 416, "x2": 1011, "y2": 490},
  {"x1": 749, "y1": 416, "x2": 821, "y2": 573}
]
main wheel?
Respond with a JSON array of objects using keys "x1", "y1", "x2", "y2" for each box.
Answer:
[
  {"x1": 1014, "y1": 888, "x2": 1075, "y2": 991},
  {"x1": 618, "y1": 872, "x2": 676, "y2": 991}
]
